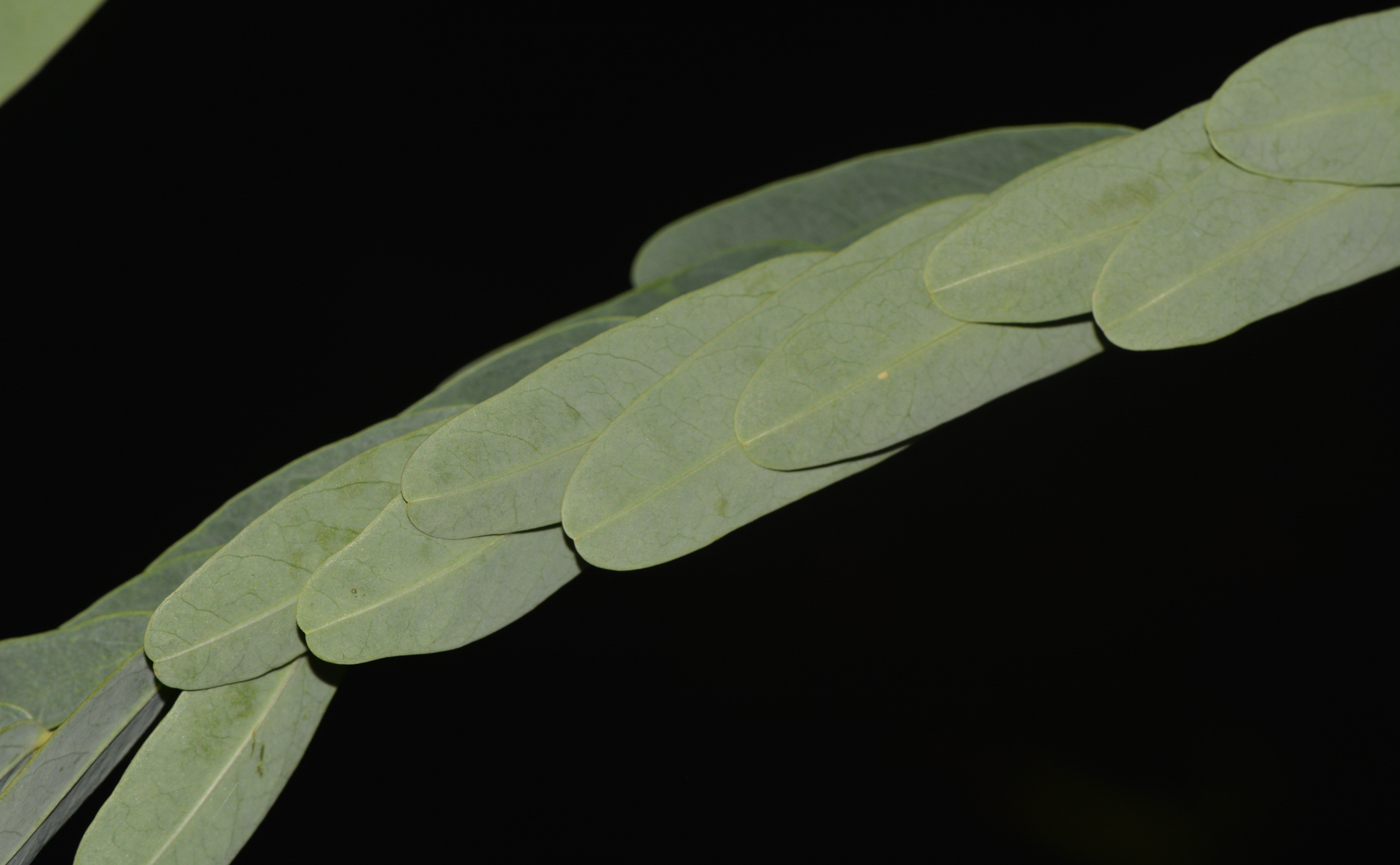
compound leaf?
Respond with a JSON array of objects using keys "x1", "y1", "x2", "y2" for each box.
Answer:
[
  {"x1": 739, "y1": 197, "x2": 1103, "y2": 469},
  {"x1": 400, "y1": 253, "x2": 830, "y2": 540},
  {"x1": 1207, "y1": 9, "x2": 1400, "y2": 185},
  {"x1": 631, "y1": 124, "x2": 1136, "y2": 285},
  {"x1": 0, "y1": 613, "x2": 150, "y2": 729},
  {"x1": 1093, "y1": 161, "x2": 1400, "y2": 349},
  {"x1": 144, "y1": 414, "x2": 465, "y2": 690},
  {"x1": 926, "y1": 105, "x2": 1217, "y2": 322},
  {"x1": 0, "y1": 651, "x2": 165, "y2": 865},
  {"x1": 75, "y1": 656, "x2": 338, "y2": 865},
  {"x1": 299, "y1": 498, "x2": 578, "y2": 664}
]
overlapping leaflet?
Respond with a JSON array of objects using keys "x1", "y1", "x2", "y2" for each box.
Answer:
[
  {"x1": 154, "y1": 406, "x2": 469, "y2": 565},
  {"x1": 631, "y1": 124, "x2": 1135, "y2": 285},
  {"x1": 299, "y1": 499, "x2": 578, "y2": 664},
  {"x1": 1206, "y1": 9, "x2": 1399, "y2": 185},
  {"x1": 144, "y1": 412, "x2": 468, "y2": 690},
  {"x1": 737, "y1": 196, "x2": 1102, "y2": 470},
  {"x1": 75, "y1": 657, "x2": 338, "y2": 865},
  {"x1": 1, "y1": 706, "x2": 43, "y2": 790},
  {"x1": 925, "y1": 104, "x2": 1218, "y2": 323},
  {"x1": 0, "y1": 614, "x2": 150, "y2": 729},
  {"x1": 400, "y1": 253, "x2": 830, "y2": 540},
  {"x1": 0, "y1": 652, "x2": 165, "y2": 865},
  {"x1": 1094, "y1": 162, "x2": 1400, "y2": 349},
  {"x1": 561, "y1": 198, "x2": 984, "y2": 570}
]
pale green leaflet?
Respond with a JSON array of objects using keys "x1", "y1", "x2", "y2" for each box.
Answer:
[
  {"x1": 0, "y1": 652, "x2": 164, "y2": 865},
  {"x1": 154, "y1": 407, "x2": 471, "y2": 565},
  {"x1": 299, "y1": 500, "x2": 578, "y2": 664},
  {"x1": 561, "y1": 200, "x2": 986, "y2": 570},
  {"x1": 738, "y1": 196, "x2": 1102, "y2": 470},
  {"x1": 144, "y1": 413, "x2": 466, "y2": 690},
  {"x1": 1206, "y1": 9, "x2": 1400, "y2": 185},
  {"x1": 925, "y1": 105, "x2": 1218, "y2": 323},
  {"x1": 400, "y1": 253, "x2": 829, "y2": 540},
  {"x1": 4, "y1": 10, "x2": 1399, "y2": 865},
  {"x1": 0, "y1": 614, "x2": 149, "y2": 729},
  {"x1": 631, "y1": 125, "x2": 1135, "y2": 285},
  {"x1": 0, "y1": 709, "x2": 43, "y2": 791},
  {"x1": 1093, "y1": 161, "x2": 1400, "y2": 349},
  {"x1": 0, "y1": 0, "x2": 107, "y2": 105},
  {"x1": 74, "y1": 657, "x2": 338, "y2": 865}
]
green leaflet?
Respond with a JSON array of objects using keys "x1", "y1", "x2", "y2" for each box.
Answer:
[
  {"x1": 75, "y1": 656, "x2": 338, "y2": 865},
  {"x1": 0, "y1": 613, "x2": 149, "y2": 729},
  {"x1": 0, "y1": 0, "x2": 106, "y2": 106},
  {"x1": 630, "y1": 124, "x2": 1136, "y2": 286},
  {"x1": 155, "y1": 405, "x2": 469, "y2": 565},
  {"x1": 299, "y1": 499, "x2": 578, "y2": 664},
  {"x1": 144, "y1": 414, "x2": 466, "y2": 690},
  {"x1": 400, "y1": 253, "x2": 831, "y2": 540},
  {"x1": 1206, "y1": 9, "x2": 1400, "y2": 185},
  {"x1": 0, "y1": 651, "x2": 165, "y2": 865},
  {"x1": 926, "y1": 105, "x2": 1218, "y2": 323},
  {"x1": 1, "y1": 710, "x2": 43, "y2": 791},
  {"x1": 558, "y1": 201, "x2": 991, "y2": 570},
  {"x1": 1093, "y1": 160, "x2": 1400, "y2": 350},
  {"x1": 62, "y1": 549, "x2": 218, "y2": 630},
  {"x1": 738, "y1": 197, "x2": 1103, "y2": 469}
]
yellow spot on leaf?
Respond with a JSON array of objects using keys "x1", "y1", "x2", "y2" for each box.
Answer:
[{"x1": 877, "y1": 371, "x2": 889, "y2": 380}]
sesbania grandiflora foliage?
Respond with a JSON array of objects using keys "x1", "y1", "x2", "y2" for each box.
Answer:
[{"x1": 1, "y1": 8, "x2": 1396, "y2": 865}]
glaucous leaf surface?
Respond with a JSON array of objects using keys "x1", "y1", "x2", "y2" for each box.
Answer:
[
  {"x1": 0, "y1": 0, "x2": 106, "y2": 106},
  {"x1": 145, "y1": 415, "x2": 464, "y2": 690},
  {"x1": 75, "y1": 656, "x2": 338, "y2": 865},
  {"x1": 0, "y1": 651, "x2": 165, "y2": 865},
  {"x1": 0, "y1": 614, "x2": 150, "y2": 729},
  {"x1": 1093, "y1": 160, "x2": 1400, "y2": 349},
  {"x1": 738, "y1": 197, "x2": 1103, "y2": 469},
  {"x1": 926, "y1": 106, "x2": 1218, "y2": 322},
  {"x1": 61, "y1": 549, "x2": 218, "y2": 630},
  {"x1": 299, "y1": 499, "x2": 579, "y2": 663},
  {"x1": 559, "y1": 203, "x2": 989, "y2": 570},
  {"x1": 400, "y1": 253, "x2": 830, "y2": 540},
  {"x1": 155, "y1": 405, "x2": 468, "y2": 565},
  {"x1": 1207, "y1": 9, "x2": 1400, "y2": 185},
  {"x1": 630, "y1": 124, "x2": 1135, "y2": 286}
]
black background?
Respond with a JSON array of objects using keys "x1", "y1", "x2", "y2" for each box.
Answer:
[{"x1": 4, "y1": 3, "x2": 1395, "y2": 863}]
